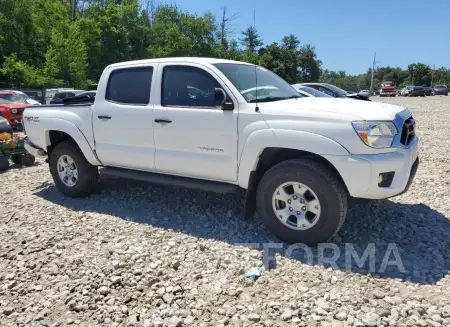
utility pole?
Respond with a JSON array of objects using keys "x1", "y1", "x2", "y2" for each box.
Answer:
[
  {"x1": 72, "y1": 0, "x2": 76, "y2": 21},
  {"x1": 369, "y1": 52, "x2": 376, "y2": 95},
  {"x1": 431, "y1": 64, "x2": 435, "y2": 87}
]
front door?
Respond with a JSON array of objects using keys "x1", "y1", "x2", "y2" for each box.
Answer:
[{"x1": 152, "y1": 64, "x2": 238, "y2": 182}]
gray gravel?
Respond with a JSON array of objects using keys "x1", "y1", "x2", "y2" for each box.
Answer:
[{"x1": 1, "y1": 95, "x2": 450, "y2": 327}]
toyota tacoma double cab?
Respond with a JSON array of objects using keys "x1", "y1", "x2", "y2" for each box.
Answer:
[{"x1": 22, "y1": 58, "x2": 419, "y2": 245}]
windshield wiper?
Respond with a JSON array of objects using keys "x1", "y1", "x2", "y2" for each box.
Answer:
[{"x1": 248, "y1": 95, "x2": 301, "y2": 103}]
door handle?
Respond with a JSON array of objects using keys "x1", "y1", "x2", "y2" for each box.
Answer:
[
  {"x1": 154, "y1": 119, "x2": 172, "y2": 124},
  {"x1": 98, "y1": 115, "x2": 111, "y2": 120}
]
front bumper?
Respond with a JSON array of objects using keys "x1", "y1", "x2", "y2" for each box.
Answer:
[
  {"x1": 24, "y1": 136, "x2": 47, "y2": 157},
  {"x1": 324, "y1": 136, "x2": 419, "y2": 200},
  {"x1": 380, "y1": 90, "x2": 396, "y2": 95}
]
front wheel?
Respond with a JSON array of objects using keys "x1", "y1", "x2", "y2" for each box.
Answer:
[
  {"x1": 49, "y1": 141, "x2": 99, "y2": 197},
  {"x1": 256, "y1": 159, "x2": 347, "y2": 245}
]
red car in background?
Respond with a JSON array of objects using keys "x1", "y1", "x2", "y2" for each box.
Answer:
[
  {"x1": 379, "y1": 81, "x2": 397, "y2": 97},
  {"x1": 0, "y1": 91, "x2": 31, "y2": 131}
]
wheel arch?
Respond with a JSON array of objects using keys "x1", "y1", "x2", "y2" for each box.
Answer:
[
  {"x1": 252, "y1": 147, "x2": 349, "y2": 194},
  {"x1": 240, "y1": 146, "x2": 351, "y2": 220},
  {"x1": 45, "y1": 126, "x2": 101, "y2": 166}
]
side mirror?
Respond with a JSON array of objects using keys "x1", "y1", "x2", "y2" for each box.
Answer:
[
  {"x1": 215, "y1": 88, "x2": 226, "y2": 107},
  {"x1": 215, "y1": 88, "x2": 234, "y2": 110}
]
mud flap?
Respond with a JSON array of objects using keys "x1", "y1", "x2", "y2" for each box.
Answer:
[{"x1": 241, "y1": 171, "x2": 257, "y2": 219}]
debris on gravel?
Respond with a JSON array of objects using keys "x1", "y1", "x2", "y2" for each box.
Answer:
[{"x1": 1, "y1": 96, "x2": 449, "y2": 326}]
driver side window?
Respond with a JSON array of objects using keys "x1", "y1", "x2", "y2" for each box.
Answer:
[{"x1": 162, "y1": 65, "x2": 221, "y2": 108}]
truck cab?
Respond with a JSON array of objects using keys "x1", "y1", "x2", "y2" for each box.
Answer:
[{"x1": 22, "y1": 57, "x2": 419, "y2": 245}]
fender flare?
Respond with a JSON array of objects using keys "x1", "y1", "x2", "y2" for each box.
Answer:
[
  {"x1": 238, "y1": 129, "x2": 349, "y2": 188},
  {"x1": 43, "y1": 118, "x2": 102, "y2": 166}
]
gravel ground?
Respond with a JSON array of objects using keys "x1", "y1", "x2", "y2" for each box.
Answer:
[{"x1": 1, "y1": 95, "x2": 450, "y2": 327}]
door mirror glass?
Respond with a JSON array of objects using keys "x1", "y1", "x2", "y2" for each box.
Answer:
[
  {"x1": 215, "y1": 88, "x2": 235, "y2": 111},
  {"x1": 215, "y1": 88, "x2": 226, "y2": 107}
]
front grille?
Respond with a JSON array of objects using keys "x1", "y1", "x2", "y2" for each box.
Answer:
[{"x1": 400, "y1": 117, "x2": 416, "y2": 146}]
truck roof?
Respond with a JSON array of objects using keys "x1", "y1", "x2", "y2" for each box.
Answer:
[{"x1": 106, "y1": 57, "x2": 252, "y2": 69}]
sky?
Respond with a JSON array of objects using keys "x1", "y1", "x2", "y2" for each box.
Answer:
[{"x1": 162, "y1": 0, "x2": 450, "y2": 75}]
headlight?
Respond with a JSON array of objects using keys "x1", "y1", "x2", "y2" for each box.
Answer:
[
  {"x1": 10, "y1": 108, "x2": 18, "y2": 114},
  {"x1": 352, "y1": 121, "x2": 398, "y2": 148}
]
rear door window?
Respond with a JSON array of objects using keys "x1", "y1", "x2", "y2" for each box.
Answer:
[{"x1": 106, "y1": 67, "x2": 153, "y2": 105}]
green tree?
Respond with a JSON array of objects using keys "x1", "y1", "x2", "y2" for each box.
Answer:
[
  {"x1": 44, "y1": 24, "x2": 88, "y2": 88},
  {"x1": 240, "y1": 26, "x2": 263, "y2": 53}
]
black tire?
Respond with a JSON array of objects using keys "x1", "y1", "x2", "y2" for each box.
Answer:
[
  {"x1": 256, "y1": 159, "x2": 347, "y2": 245},
  {"x1": 11, "y1": 154, "x2": 22, "y2": 165},
  {"x1": 49, "y1": 141, "x2": 99, "y2": 197},
  {"x1": 22, "y1": 153, "x2": 36, "y2": 166},
  {"x1": 0, "y1": 156, "x2": 9, "y2": 171}
]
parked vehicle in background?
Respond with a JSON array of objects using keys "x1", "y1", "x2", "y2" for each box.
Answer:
[
  {"x1": 50, "y1": 90, "x2": 86, "y2": 104},
  {"x1": 401, "y1": 86, "x2": 414, "y2": 96},
  {"x1": 379, "y1": 81, "x2": 397, "y2": 97},
  {"x1": 0, "y1": 93, "x2": 30, "y2": 131},
  {"x1": 23, "y1": 57, "x2": 419, "y2": 245},
  {"x1": 0, "y1": 116, "x2": 13, "y2": 135},
  {"x1": 423, "y1": 87, "x2": 434, "y2": 96},
  {"x1": 291, "y1": 84, "x2": 332, "y2": 97},
  {"x1": 299, "y1": 83, "x2": 371, "y2": 101},
  {"x1": 407, "y1": 86, "x2": 426, "y2": 97},
  {"x1": 21, "y1": 89, "x2": 45, "y2": 104},
  {"x1": 77, "y1": 91, "x2": 97, "y2": 98},
  {"x1": 357, "y1": 90, "x2": 371, "y2": 98},
  {"x1": 434, "y1": 84, "x2": 448, "y2": 96},
  {"x1": 2, "y1": 90, "x2": 42, "y2": 105},
  {"x1": 45, "y1": 88, "x2": 75, "y2": 104}
]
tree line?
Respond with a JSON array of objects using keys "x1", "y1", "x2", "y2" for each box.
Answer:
[
  {"x1": 322, "y1": 63, "x2": 450, "y2": 92},
  {"x1": 1, "y1": 0, "x2": 449, "y2": 90}
]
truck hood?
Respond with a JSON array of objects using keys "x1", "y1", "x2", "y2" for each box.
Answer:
[{"x1": 257, "y1": 97, "x2": 407, "y2": 121}]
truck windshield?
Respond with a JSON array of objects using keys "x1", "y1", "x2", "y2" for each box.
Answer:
[{"x1": 213, "y1": 63, "x2": 301, "y2": 103}]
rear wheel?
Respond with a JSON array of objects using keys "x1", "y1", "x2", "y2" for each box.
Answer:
[
  {"x1": 256, "y1": 159, "x2": 347, "y2": 245},
  {"x1": 11, "y1": 154, "x2": 22, "y2": 165},
  {"x1": 49, "y1": 141, "x2": 99, "y2": 197}
]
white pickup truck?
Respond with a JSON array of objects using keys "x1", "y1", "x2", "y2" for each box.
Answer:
[{"x1": 23, "y1": 57, "x2": 419, "y2": 245}]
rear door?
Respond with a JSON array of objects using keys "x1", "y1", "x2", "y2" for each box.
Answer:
[{"x1": 92, "y1": 65, "x2": 157, "y2": 170}]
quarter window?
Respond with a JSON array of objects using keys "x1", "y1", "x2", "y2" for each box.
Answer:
[
  {"x1": 106, "y1": 67, "x2": 153, "y2": 105},
  {"x1": 162, "y1": 65, "x2": 220, "y2": 108}
]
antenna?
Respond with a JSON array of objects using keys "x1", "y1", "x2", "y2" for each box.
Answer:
[{"x1": 253, "y1": 9, "x2": 259, "y2": 112}]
